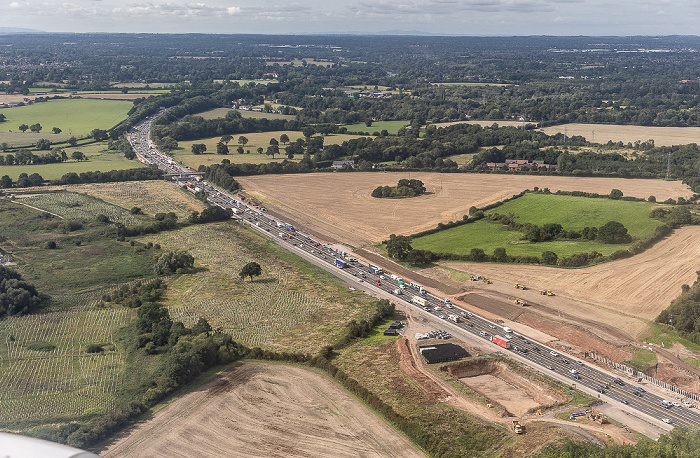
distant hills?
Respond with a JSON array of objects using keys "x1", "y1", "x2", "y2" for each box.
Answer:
[{"x1": 0, "y1": 27, "x2": 45, "y2": 34}]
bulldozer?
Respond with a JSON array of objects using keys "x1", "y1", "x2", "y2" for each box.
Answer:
[
  {"x1": 514, "y1": 298, "x2": 527, "y2": 306},
  {"x1": 540, "y1": 290, "x2": 555, "y2": 296},
  {"x1": 512, "y1": 420, "x2": 523, "y2": 434},
  {"x1": 514, "y1": 283, "x2": 527, "y2": 290}
]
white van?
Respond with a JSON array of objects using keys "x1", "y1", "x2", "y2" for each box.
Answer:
[{"x1": 503, "y1": 326, "x2": 512, "y2": 334}]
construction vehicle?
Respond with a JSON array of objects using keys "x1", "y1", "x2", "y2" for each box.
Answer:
[
  {"x1": 589, "y1": 408, "x2": 609, "y2": 424},
  {"x1": 514, "y1": 298, "x2": 526, "y2": 306},
  {"x1": 540, "y1": 290, "x2": 555, "y2": 296},
  {"x1": 512, "y1": 420, "x2": 523, "y2": 434},
  {"x1": 486, "y1": 403, "x2": 493, "y2": 408},
  {"x1": 514, "y1": 283, "x2": 527, "y2": 290},
  {"x1": 482, "y1": 277, "x2": 492, "y2": 284}
]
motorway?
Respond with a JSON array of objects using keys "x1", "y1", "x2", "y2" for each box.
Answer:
[{"x1": 127, "y1": 114, "x2": 700, "y2": 431}]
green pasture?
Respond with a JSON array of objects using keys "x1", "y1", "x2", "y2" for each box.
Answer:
[
  {"x1": 411, "y1": 193, "x2": 663, "y2": 258},
  {"x1": 0, "y1": 99, "x2": 132, "y2": 136},
  {"x1": 0, "y1": 143, "x2": 145, "y2": 180},
  {"x1": 342, "y1": 120, "x2": 409, "y2": 135},
  {"x1": 176, "y1": 131, "x2": 369, "y2": 169}
]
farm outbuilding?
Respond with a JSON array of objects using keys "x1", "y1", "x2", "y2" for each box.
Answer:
[{"x1": 419, "y1": 343, "x2": 469, "y2": 364}]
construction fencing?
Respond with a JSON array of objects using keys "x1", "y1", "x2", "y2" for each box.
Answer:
[{"x1": 585, "y1": 352, "x2": 700, "y2": 403}]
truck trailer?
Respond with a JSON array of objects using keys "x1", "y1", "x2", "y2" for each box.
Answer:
[
  {"x1": 411, "y1": 296, "x2": 427, "y2": 307},
  {"x1": 284, "y1": 223, "x2": 295, "y2": 231},
  {"x1": 491, "y1": 335, "x2": 511, "y2": 349},
  {"x1": 335, "y1": 259, "x2": 347, "y2": 268},
  {"x1": 369, "y1": 264, "x2": 383, "y2": 274}
]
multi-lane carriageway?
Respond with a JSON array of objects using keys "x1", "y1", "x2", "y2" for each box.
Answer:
[{"x1": 128, "y1": 114, "x2": 700, "y2": 430}]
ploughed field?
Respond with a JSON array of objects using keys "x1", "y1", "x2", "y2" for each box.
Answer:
[
  {"x1": 237, "y1": 172, "x2": 691, "y2": 247},
  {"x1": 101, "y1": 362, "x2": 422, "y2": 458}
]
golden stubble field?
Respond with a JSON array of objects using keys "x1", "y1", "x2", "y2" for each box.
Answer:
[
  {"x1": 239, "y1": 172, "x2": 696, "y2": 338},
  {"x1": 431, "y1": 121, "x2": 700, "y2": 147},
  {"x1": 101, "y1": 362, "x2": 421, "y2": 458},
  {"x1": 237, "y1": 172, "x2": 692, "y2": 247}
]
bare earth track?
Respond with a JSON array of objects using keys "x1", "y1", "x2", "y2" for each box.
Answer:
[
  {"x1": 101, "y1": 362, "x2": 422, "y2": 458},
  {"x1": 237, "y1": 172, "x2": 691, "y2": 247}
]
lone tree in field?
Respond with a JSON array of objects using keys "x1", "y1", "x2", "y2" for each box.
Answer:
[
  {"x1": 238, "y1": 136, "x2": 248, "y2": 146},
  {"x1": 191, "y1": 143, "x2": 207, "y2": 155},
  {"x1": 18, "y1": 124, "x2": 29, "y2": 132},
  {"x1": 30, "y1": 123, "x2": 42, "y2": 133},
  {"x1": 239, "y1": 262, "x2": 262, "y2": 281},
  {"x1": 279, "y1": 133, "x2": 290, "y2": 145}
]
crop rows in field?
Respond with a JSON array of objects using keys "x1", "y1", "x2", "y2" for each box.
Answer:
[
  {"x1": 0, "y1": 289, "x2": 133, "y2": 423},
  {"x1": 17, "y1": 192, "x2": 144, "y2": 226},
  {"x1": 61, "y1": 181, "x2": 207, "y2": 220},
  {"x1": 142, "y1": 223, "x2": 324, "y2": 346}
]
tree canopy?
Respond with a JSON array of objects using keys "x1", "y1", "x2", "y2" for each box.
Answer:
[{"x1": 0, "y1": 266, "x2": 42, "y2": 317}]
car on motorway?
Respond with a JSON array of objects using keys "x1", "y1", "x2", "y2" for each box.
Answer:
[
  {"x1": 672, "y1": 401, "x2": 681, "y2": 407},
  {"x1": 662, "y1": 418, "x2": 672, "y2": 424},
  {"x1": 467, "y1": 312, "x2": 474, "y2": 317},
  {"x1": 550, "y1": 350, "x2": 559, "y2": 356},
  {"x1": 376, "y1": 281, "x2": 381, "y2": 286},
  {"x1": 633, "y1": 391, "x2": 642, "y2": 397},
  {"x1": 573, "y1": 374, "x2": 581, "y2": 380},
  {"x1": 636, "y1": 387, "x2": 646, "y2": 392},
  {"x1": 460, "y1": 311, "x2": 468, "y2": 317},
  {"x1": 614, "y1": 378, "x2": 625, "y2": 386},
  {"x1": 561, "y1": 358, "x2": 569, "y2": 364},
  {"x1": 488, "y1": 324, "x2": 496, "y2": 329},
  {"x1": 439, "y1": 314, "x2": 446, "y2": 319},
  {"x1": 546, "y1": 365, "x2": 554, "y2": 370},
  {"x1": 684, "y1": 400, "x2": 693, "y2": 408},
  {"x1": 620, "y1": 399, "x2": 628, "y2": 405},
  {"x1": 577, "y1": 360, "x2": 584, "y2": 366},
  {"x1": 479, "y1": 331, "x2": 487, "y2": 337},
  {"x1": 596, "y1": 388, "x2": 605, "y2": 394}
]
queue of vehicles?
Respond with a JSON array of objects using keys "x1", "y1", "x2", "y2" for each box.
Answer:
[{"x1": 128, "y1": 113, "x2": 700, "y2": 430}]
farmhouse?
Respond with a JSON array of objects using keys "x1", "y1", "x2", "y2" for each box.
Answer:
[
  {"x1": 485, "y1": 159, "x2": 557, "y2": 172},
  {"x1": 332, "y1": 160, "x2": 355, "y2": 169}
]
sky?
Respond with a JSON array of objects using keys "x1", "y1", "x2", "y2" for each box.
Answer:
[{"x1": 1, "y1": 0, "x2": 699, "y2": 36}]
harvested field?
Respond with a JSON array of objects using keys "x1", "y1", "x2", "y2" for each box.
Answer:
[
  {"x1": 430, "y1": 121, "x2": 700, "y2": 147},
  {"x1": 540, "y1": 124, "x2": 700, "y2": 147},
  {"x1": 237, "y1": 172, "x2": 691, "y2": 247},
  {"x1": 442, "y1": 225, "x2": 700, "y2": 331},
  {"x1": 446, "y1": 361, "x2": 564, "y2": 416},
  {"x1": 101, "y1": 362, "x2": 421, "y2": 458}
]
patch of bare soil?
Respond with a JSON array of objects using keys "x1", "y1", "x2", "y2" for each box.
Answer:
[
  {"x1": 237, "y1": 172, "x2": 691, "y2": 247},
  {"x1": 449, "y1": 226, "x2": 700, "y2": 325},
  {"x1": 101, "y1": 362, "x2": 421, "y2": 458},
  {"x1": 445, "y1": 361, "x2": 566, "y2": 416}
]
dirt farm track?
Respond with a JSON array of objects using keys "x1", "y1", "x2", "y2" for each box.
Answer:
[
  {"x1": 101, "y1": 362, "x2": 422, "y2": 458},
  {"x1": 237, "y1": 172, "x2": 692, "y2": 247}
]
